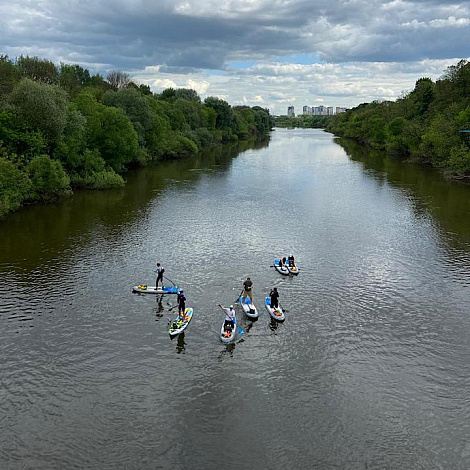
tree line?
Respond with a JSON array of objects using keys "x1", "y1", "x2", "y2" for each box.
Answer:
[
  {"x1": 274, "y1": 114, "x2": 330, "y2": 128},
  {"x1": 325, "y1": 60, "x2": 470, "y2": 178},
  {"x1": 0, "y1": 55, "x2": 274, "y2": 217}
]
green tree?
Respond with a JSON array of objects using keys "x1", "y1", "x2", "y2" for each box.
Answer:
[
  {"x1": 59, "y1": 63, "x2": 91, "y2": 97},
  {"x1": 0, "y1": 157, "x2": 31, "y2": 217},
  {"x1": 0, "y1": 55, "x2": 20, "y2": 97},
  {"x1": 16, "y1": 56, "x2": 59, "y2": 84},
  {"x1": 204, "y1": 97, "x2": 233, "y2": 129},
  {"x1": 9, "y1": 78, "x2": 68, "y2": 149},
  {"x1": 102, "y1": 88, "x2": 153, "y2": 146},
  {"x1": 447, "y1": 144, "x2": 470, "y2": 176},
  {"x1": 28, "y1": 154, "x2": 70, "y2": 200},
  {"x1": 75, "y1": 91, "x2": 141, "y2": 171},
  {"x1": 159, "y1": 88, "x2": 201, "y2": 102}
]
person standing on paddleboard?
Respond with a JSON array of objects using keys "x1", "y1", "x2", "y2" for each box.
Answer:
[
  {"x1": 288, "y1": 254, "x2": 295, "y2": 267},
  {"x1": 155, "y1": 263, "x2": 165, "y2": 288},
  {"x1": 219, "y1": 304, "x2": 235, "y2": 331},
  {"x1": 243, "y1": 277, "x2": 253, "y2": 302},
  {"x1": 270, "y1": 287, "x2": 280, "y2": 309},
  {"x1": 177, "y1": 290, "x2": 186, "y2": 316}
]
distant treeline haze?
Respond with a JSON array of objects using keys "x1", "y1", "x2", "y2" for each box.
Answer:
[
  {"x1": 274, "y1": 114, "x2": 330, "y2": 129},
  {"x1": 0, "y1": 55, "x2": 274, "y2": 217},
  {"x1": 325, "y1": 60, "x2": 470, "y2": 178}
]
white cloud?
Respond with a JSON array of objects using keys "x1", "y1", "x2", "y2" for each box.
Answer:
[
  {"x1": 403, "y1": 16, "x2": 470, "y2": 29},
  {"x1": 152, "y1": 78, "x2": 178, "y2": 90},
  {"x1": 186, "y1": 78, "x2": 210, "y2": 94},
  {"x1": 429, "y1": 16, "x2": 470, "y2": 28}
]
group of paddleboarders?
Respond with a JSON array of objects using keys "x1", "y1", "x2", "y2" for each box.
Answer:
[
  {"x1": 152, "y1": 258, "x2": 292, "y2": 337},
  {"x1": 279, "y1": 254, "x2": 295, "y2": 269},
  {"x1": 218, "y1": 277, "x2": 282, "y2": 334}
]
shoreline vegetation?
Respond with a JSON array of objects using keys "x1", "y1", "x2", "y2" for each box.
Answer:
[
  {"x1": 275, "y1": 60, "x2": 470, "y2": 181},
  {"x1": 0, "y1": 55, "x2": 274, "y2": 218}
]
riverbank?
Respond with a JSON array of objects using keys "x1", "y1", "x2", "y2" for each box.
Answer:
[
  {"x1": 325, "y1": 60, "x2": 470, "y2": 179},
  {"x1": 0, "y1": 56, "x2": 274, "y2": 219}
]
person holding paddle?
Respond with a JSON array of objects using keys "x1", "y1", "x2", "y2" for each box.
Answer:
[
  {"x1": 270, "y1": 287, "x2": 280, "y2": 310},
  {"x1": 288, "y1": 254, "x2": 295, "y2": 267},
  {"x1": 177, "y1": 290, "x2": 186, "y2": 316},
  {"x1": 155, "y1": 263, "x2": 165, "y2": 288},
  {"x1": 242, "y1": 277, "x2": 253, "y2": 302},
  {"x1": 219, "y1": 304, "x2": 235, "y2": 332}
]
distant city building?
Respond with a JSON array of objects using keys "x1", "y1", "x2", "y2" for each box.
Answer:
[{"x1": 293, "y1": 104, "x2": 349, "y2": 116}]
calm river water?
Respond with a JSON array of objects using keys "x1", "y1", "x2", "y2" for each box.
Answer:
[{"x1": 1, "y1": 129, "x2": 470, "y2": 469}]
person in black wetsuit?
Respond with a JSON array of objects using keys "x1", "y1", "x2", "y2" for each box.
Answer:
[
  {"x1": 177, "y1": 290, "x2": 186, "y2": 316},
  {"x1": 288, "y1": 254, "x2": 295, "y2": 267},
  {"x1": 155, "y1": 263, "x2": 165, "y2": 288},
  {"x1": 270, "y1": 287, "x2": 279, "y2": 309}
]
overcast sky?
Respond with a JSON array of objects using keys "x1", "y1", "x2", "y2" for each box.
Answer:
[{"x1": 1, "y1": 0, "x2": 469, "y2": 114}]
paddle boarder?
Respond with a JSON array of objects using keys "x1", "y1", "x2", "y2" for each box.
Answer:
[
  {"x1": 219, "y1": 304, "x2": 235, "y2": 332},
  {"x1": 155, "y1": 263, "x2": 165, "y2": 288},
  {"x1": 288, "y1": 254, "x2": 295, "y2": 267},
  {"x1": 177, "y1": 290, "x2": 186, "y2": 316},
  {"x1": 270, "y1": 287, "x2": 280, "y2": 310},
  {"x1": 243, "y1": 277, "x2": 253, "y2": 302}
]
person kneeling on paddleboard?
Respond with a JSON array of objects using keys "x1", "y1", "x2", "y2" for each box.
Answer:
[
  {"x1": 177, "y1": 290, "x2": 186, "y2": 316},
  {"x1": 219, "y1": 304, "x2": 235, "y2": 332},
  {"x1": 155, "y1": 263, "x2": 165, "y2": 288},
  {"x1": 270, "y1": 287, "x2": 280, "y2": 309},
  {"x1": 288, "y1": 254, "x2": 295, "y2": 267}
]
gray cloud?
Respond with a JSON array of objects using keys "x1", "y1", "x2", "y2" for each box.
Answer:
[{"x1": 1, "y1": 0, "x2": 469, "y2": 113}]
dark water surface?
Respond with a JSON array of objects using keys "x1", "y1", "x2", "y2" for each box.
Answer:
[{"x1": 1, "y1": 129, "x2": 470, "y2": 469}]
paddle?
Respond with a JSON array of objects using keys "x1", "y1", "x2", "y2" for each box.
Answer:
[
  {"x1": 235, "y1": 289, "x2": 243, "y2": 303},
  {"x1": 279, "y1": 301, "x2": 287, "y2": 313},
  {"x1": 219, "y1": 304, "x2": 240, "y2": 335},
  {"x1": 163, "y1": 275, "x2": 176, "y2": 287},
  {"x1": 168, "y1": 304, "x2": 179, "y2": 311}
]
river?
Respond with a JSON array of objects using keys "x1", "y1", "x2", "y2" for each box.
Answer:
[{"x1": 1, "y1": 128, "x2": 470, "y2": 469}]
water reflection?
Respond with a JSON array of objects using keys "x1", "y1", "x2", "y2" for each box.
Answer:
[
  {"x1": 155, "y1": 295, "x2": 164, "y2": 318},
  {"x1": 218, "y1": 342, "x2": 236, "y2": 360},
  {"x1": 337, "y1": 137, "x2": 470, "y2": 246},
  {"x1": 0, "y1": 137, "x2": 270, "y2": 271},
  {"x1": 174, "y1": 333, "x2": 186, "y2": 354}
]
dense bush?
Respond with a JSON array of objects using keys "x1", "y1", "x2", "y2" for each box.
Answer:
[
  {"x1": 27, "y1": 154, "x2": 70, "y2": 200},
  {"x1": 0, "y1": 157, "x2": 31, "y2": 217}
]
